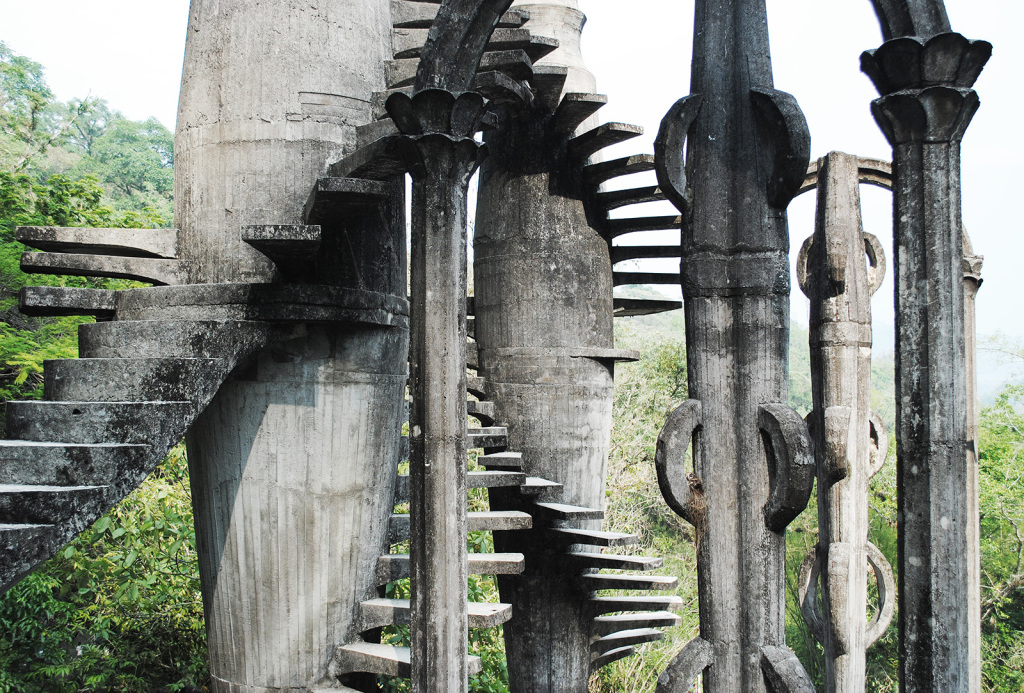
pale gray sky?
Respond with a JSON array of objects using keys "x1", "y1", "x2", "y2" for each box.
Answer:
[{"x1": 3, "y1": 0, "x2": 1021, "y2": 391}]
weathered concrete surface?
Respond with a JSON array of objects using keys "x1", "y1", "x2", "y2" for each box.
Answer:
[
  {"x1": 863, "y1": 25, "x2": 990, "y2": 693},
  {"x1": 175, "y1": 0, "x2": 392, "y2": 284},
  {"x1": 187, "y1": 324, "x2": 408, "y2": 691},
  {"x1": 472, "y1": 2, "x2": 620, "y2": 689},
  {"x1": 653, "y1": 1, "x2": 814, "y2": 691},
  {"x1": 963, "y1": 231, "x2": 983, "y2": 693},
  {"x1": 174, "y1": 2, "x2": 410, "y2": 690},
  {"x1": 796, "y1": 152, "x2": 894, "y2": 693}
]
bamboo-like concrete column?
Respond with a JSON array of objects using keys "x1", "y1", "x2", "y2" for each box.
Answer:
[
  {"x1": 862, "y1": 4, "x2": 991, "y2": 688},
  {"x1": 652, "y1": 1, "x2": 815, "y2": 691},
  {"x1": 795, "y1": 152, "x2": 895, "y2": 693},
  {"x1": 386, "y1": 1, "x2": 513, "y2": 689}
]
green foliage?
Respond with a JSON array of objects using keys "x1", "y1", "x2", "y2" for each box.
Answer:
[{"x1": 0, "y1": 445, "x2": 208, "y2": 692}]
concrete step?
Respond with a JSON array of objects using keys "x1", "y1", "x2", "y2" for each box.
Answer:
[
  {"x1": 16, "y1": 225, "x2": 177, "y2": 259},
  {"x1": 467, "y1": 427, "x2": 507, "y2": 449},
  {"x1": 519, "y1": 476, "x2": 563, "y2": 500},
  {"x1": 390, "y1": 0, "x2": 528, "y2": 30},
  {"x1": 612, "y1": 298, "x2": 683, "y2": 318},
  {"x1": 591, "y1": 627, "x2": 664, "y2": 654},
  {"x1": 552, "y1": 92, "x2": 607, "y2": 134},
  {"x1": 0, "y1": 440, "x2": 150, "y2": 487},
  {"x1": 0, "y1": 523, "x2": 59, "y2": 592},
  {"x1": 466, "y1": 376, "x2": 487, "y2": 398},
  {"x1": 359, "y1": 598, "x2": 512, "y2": 630},
  {"x1": 567, "y1": 551, "x2": 664, "y2": 572},
  {"x1": 393, "y1": 470, "x2": 525, "y2": 503},
  {"x1": 79, "y1": 319, "x2": 274, "y2": 360},
  {"x1": 388, "y1": 510, "x2": 532, "y2": 544},
  {"x1": 0, "y1": 484, "x2": 108, "y2": 528},
  {"x1": 477, "y1": 451, "x2": 522, "y2": 470},
  {"x1": 579, "y1": 573, "x2": 679, "y2": 592},
  {"x1": 466, "y1": 400, "x2": 494, "y2": 426},
  {"x1": 589, "y1": 595, "x2": 685, "y2": 615},
  {"x1": 583, "y1": 154, "x2": 655, "y2": 187},
  {"x1": 532, "y1": 501, "x2": 603, "y2": 522},
  {"x1": 392, "y1": 28, "x2": 557, "y2": 61},
  {"x1": 6, "y1": 401, "x2": 194, "y2": 446},
  {"x1": 568, "y1": 122, "x2": 644, "y2": 162},
  {"x1": 44, "y1": 357, "x2": 227, "y2": 403},
  {"x1": 590, "y1": 645, "x2": 634, "y2": 673},
  {"x1": 375, "y1": 552, "x2": 525, "y2": 584},
  {"x1": 333, "y1": 642, "x2": 482, "y2": 677},
  {"x1": 19, "y1": 286, "x2": 115, "y2": 319},
  {"x1": 592, "y1": 611, "x2": 683, "y2": 638},
  {"x1": 549, "y1": 527, "x2": 637, "y2": 548},
  {"x1": 594, "y1": 185, "x2": 668, "y2": 213},
  {"x1": 21, "y1": 251, "x2": 185, "y2": 286}
]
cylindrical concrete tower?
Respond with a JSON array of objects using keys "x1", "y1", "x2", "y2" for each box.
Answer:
[{"x1": 175, "y1": 2, "x2": 406, "y2": 690}]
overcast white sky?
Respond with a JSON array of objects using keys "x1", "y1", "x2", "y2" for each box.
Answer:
[{"x1": 2, "y1": 0, "x2": 1021, "y2": 391}]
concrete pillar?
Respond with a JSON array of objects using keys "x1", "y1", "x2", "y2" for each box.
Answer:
[
  {"x1": 176, "y1": 2, "x2": 406, "y2": 690},
  {"x1": 474, "y1": 3, "x2": 616, "y2": 689},
  {"x1": 963, "y1": 231, "x2": 983, "y2": 693}
]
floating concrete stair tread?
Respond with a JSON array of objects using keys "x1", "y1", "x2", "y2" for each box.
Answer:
[
  {"x1": 333, "y1": 642, "x2": 482, "y2": 677},
  {"x1": 583, "y1": 154, "x2": 656, "y2": 186},
  {"x1": 355, "y1": 118, "x2": 399, "y2": 148},
  {"x1": 5, "y1": 400, "x2": 195, "y2": 446},
  {"x1": 552, "y1": 93, "x2": 608, "y2": 134},
  {"x1": 21, "y1": 251, "x2": 185, "y2": 286},
  {"x1": 519, "y1": 476, "x2": 563, "y2": 498},
  {"x1": 589, "y1": 595, "x2": 685, "y2": 615},
  {"x1": 19, "y1": 286, "x2": 116, "y2": 319},
  {"x1": 532, "y1": 501, "x2": 603, "y2": 521},
  {"x1": 391, "y1": 28, "x2": 557, "y2": 61},
  {"x1": 393, "y1": 471, "x2": 525, "y2": 502},
  {"x1": 388, "y1": 510, "x2": 532, "y2": 543},
  {"x1": 604, "y1": 215, "x2": 682, "y2": 239},
  {"x1": 549, "y1": 527, "x2": 637, "y2": 547},
  {"x1": 611, "y1": 245, "x2": 682, "y2": 264},
  {"x1": 568, "y1": 122, "x2": 644, "y2": 161},
  {"x1": 16, "y1": 226, "x2": 178, "y2": 259},
  {"x1": 304, "y1": 177, "x2": 394, "y2": 222},
  {"x1": 386, "y1": 50, "x2": 533, "y2": 89},
  {"x1": 43, "y1": 357, "x2": 227, "y2": 403},
  {"x1": 580, "y1": 573, "x2": 679, "y2": 592},
  {"x1": 466, "y1": 376, "x2": 487, "y2": 398},
  {"x1": 78, "y1": 320, "x2": 275, "y2": 360},
  {"x1": 241, "y1": 225, "x2": 321, "y2": 275},
  {"x1": 613, "y1": 271, "x2": 680, "y2": 286},
  {"x1": 590, "y1": 645, "x2": 635, "y2": 672},
  {"x1": 390, "y1": 0, "x2": 528, "y2": 29},
  {"x1": 327, "y1": 136, "x2": 413, "y2": 180},
  {"x1": 0, "y1": 441, "x2": 151, "y2": 486},
  {"x1": 0, "y1": 523, "x2": 60, "y2": 592},
  {"x1": 612, "y1": 298, "x2": 682, "y2": 317},
  {"x1": 0, "y1": 484, "x2": 108, "y2": 525},
  {"x1": 591, "y1": 628, "x2": 665, "y2": 653},
  {"x1": 467, "y1": 342, "x2": 479, "y2": 370},
  {"x1": 467, "y1": 427, "x2": 507, "y2": 448},
  {"x1": 532, "y1": 64, "x2": 569, "y2": 112},
  {"x1": 596, "y1": 185, "x2": 667, "y2": 212},
  {"x1": 376, "y1": 553, "x2": 525, "y2": 583},
  {"x1": 360, "y1": 597, "x2": 512, "y2": 630},
  {"x1": 568, "y1": 551, "x2": 663, "y2": 571},
  {"x1": 466, "y1": 400, "x2": 494, "y2": 425},
  {"x1": 478, "y1": 451, "x2": 522, "y2": 469},
  {"x1": 592, "y1": 611, "x2": 683, "y2": 637}
]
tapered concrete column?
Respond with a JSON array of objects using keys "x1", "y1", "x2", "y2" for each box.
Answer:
[{"x1": 176, "y1": 2, "x2": 405, "y2": 691}]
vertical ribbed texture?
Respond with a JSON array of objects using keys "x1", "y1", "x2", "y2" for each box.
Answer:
[
  {"x1": 188, "y1": 326, "x2": 408, "y2": 690},
  {"x1": 176, "y1": 0, "x2": 391, "y2": 284}
]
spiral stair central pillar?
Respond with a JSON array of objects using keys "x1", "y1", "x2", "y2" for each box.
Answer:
[{"x1": 176, "y1": 2, "x2": 409, "y2": 690}]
